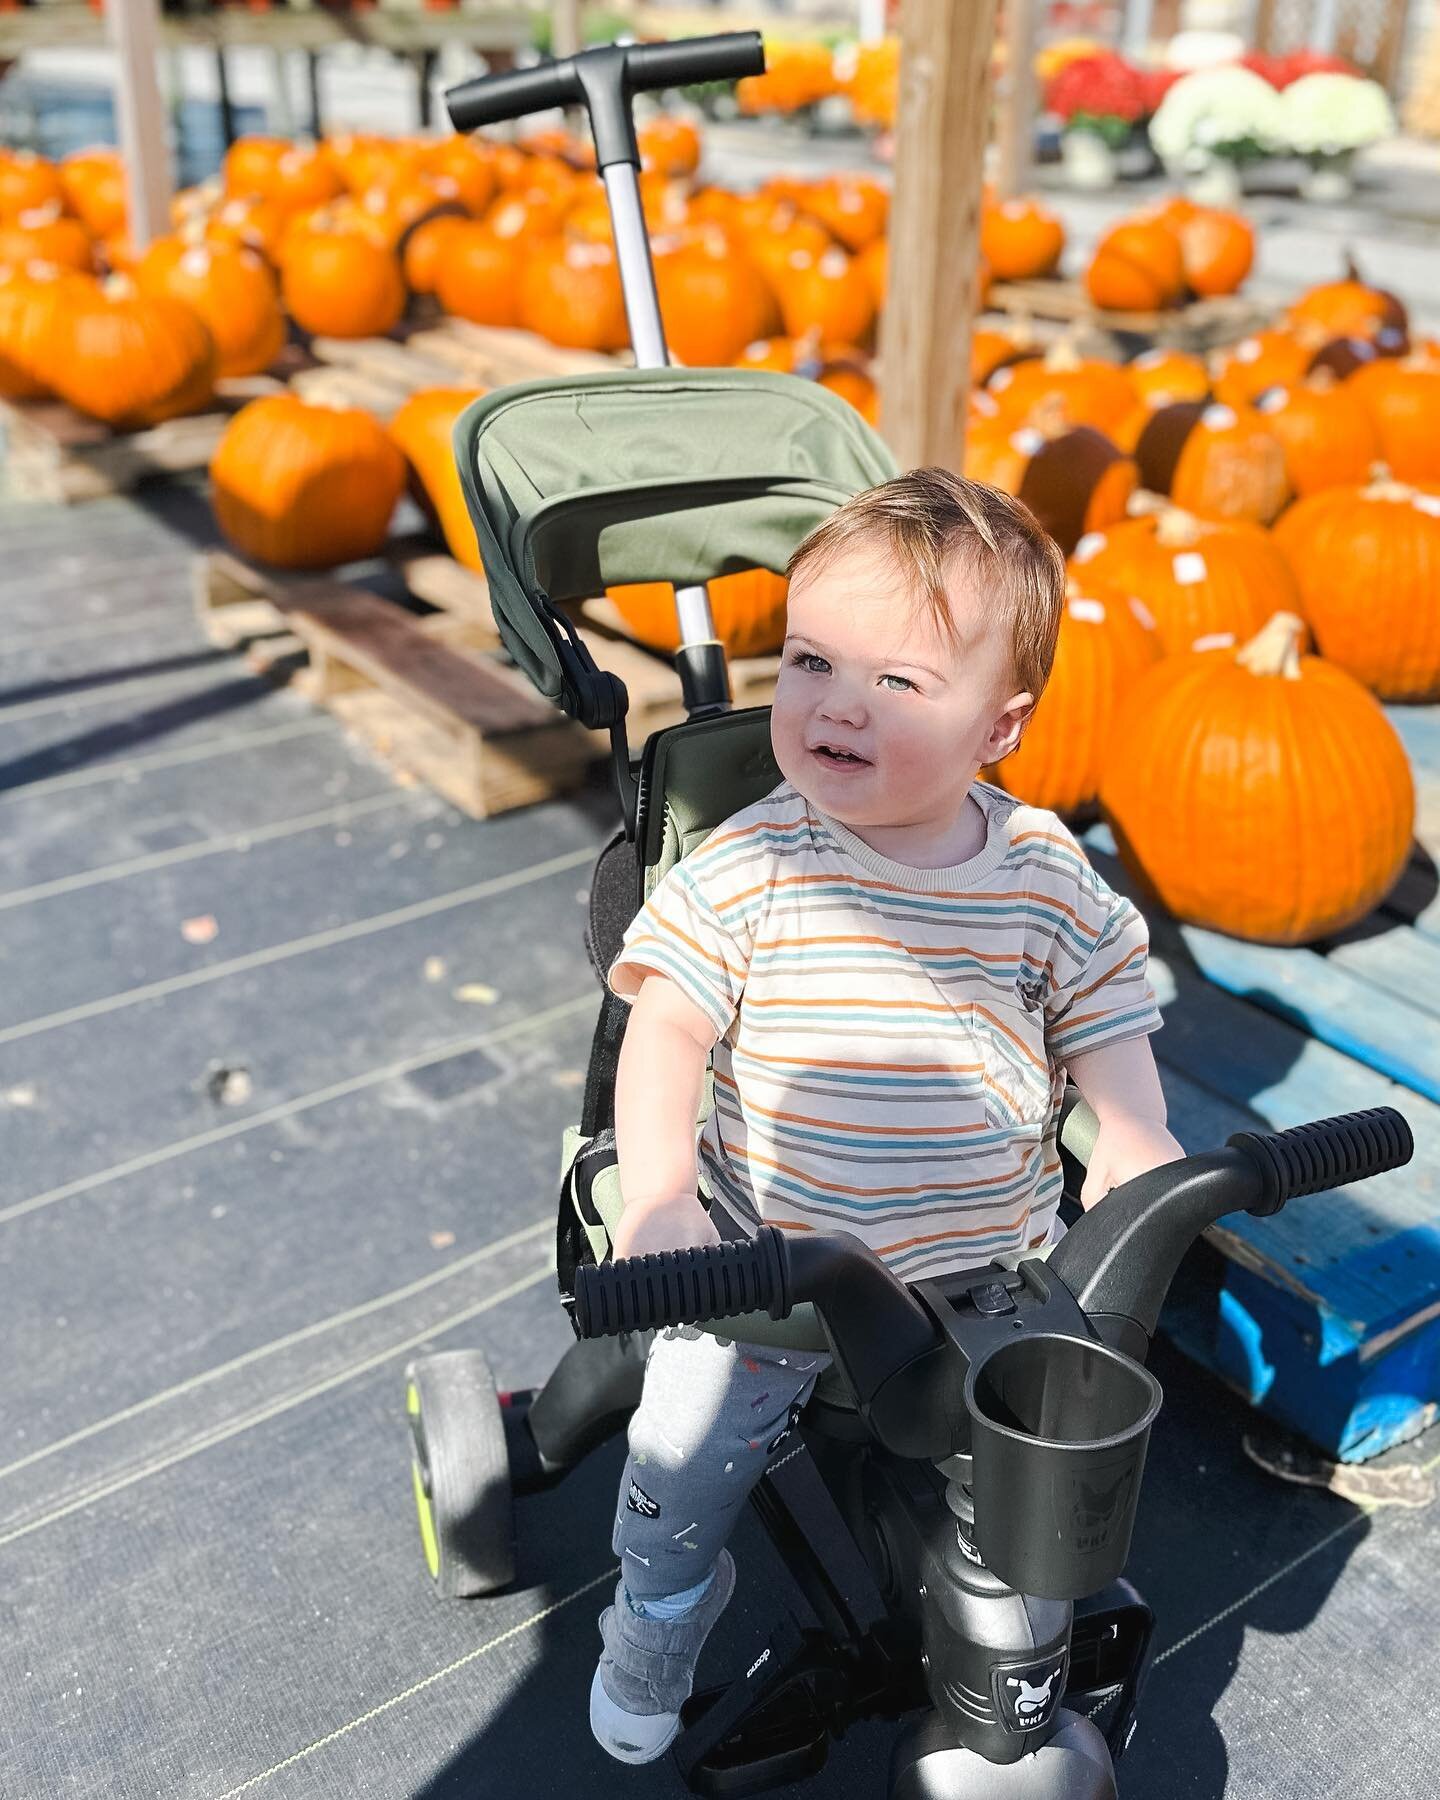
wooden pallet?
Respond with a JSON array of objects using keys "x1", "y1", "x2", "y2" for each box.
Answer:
[
  {"x1": 984, "y1": 279, "x2": 1274, "y2": 354},
  {"x1": 194, "y1": 547, "x2": 781, "y2": 819},
  {"x1": 0, "y1": 374, "x2": 286, "y2": 504},
  {"x1": 289, "y1": 317, "x2": 623, "y2": 420},
  {"x1": 1074, "y1": 704, "x2": 1440, "y2": 1463}
]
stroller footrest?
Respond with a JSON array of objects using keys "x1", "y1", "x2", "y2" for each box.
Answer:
[{"x1": 673, "y1": 1615, "x2": 831, "y2": 1796}]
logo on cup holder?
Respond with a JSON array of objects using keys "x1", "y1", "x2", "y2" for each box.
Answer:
[
  {"x1": 1064, "y1": 1464, "x2": 1136, "y2": 1552},
  {"x1": 991, "y1": 1651, "x2": 1068, "y2": 1733}
]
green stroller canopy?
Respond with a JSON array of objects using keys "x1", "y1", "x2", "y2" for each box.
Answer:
[{"x1": 452, "y1": 366, "x2": 900, "y2": 723}]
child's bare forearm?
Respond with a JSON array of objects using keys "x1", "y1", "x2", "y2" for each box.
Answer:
[
  {"x1": 1064, "y1": 1035, "x2": 1167, "y2": 1125},
  {"x1": 614, "y1": 981, "x2": 715, "y2": 1215}
]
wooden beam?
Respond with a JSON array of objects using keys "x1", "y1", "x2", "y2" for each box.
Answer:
[
  {"x1": 552, "y1": 0, "x2": 583, "y2": 62},
  {"x1": 107, "y1": 0, "x2": 172, "y2": 251},
  {"x1": 994, "y1": 0, "x2": 1038, "y2": 199},
  {"x1": 877, "y1": 0, "x2": 997, "y2": 469}
]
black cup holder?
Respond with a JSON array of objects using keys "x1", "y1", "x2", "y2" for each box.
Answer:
[{"x1": 965, "y1": 1332, "x2": 1163, "y2": 1601}]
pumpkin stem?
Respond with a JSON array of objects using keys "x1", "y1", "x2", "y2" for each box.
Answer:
[
  {"x1": 1363, "y1": 466, "x2": 1415, "y2": 502},
  {"x1": 1236, "y1": 612, "x2": 1306, "y2": 680},
  {"x1": 1125, "y1": 487, "x2": 1169, "y2": 517},
  {"x1": 1045, "y1": 339, "x2": 1082, "y2": 372},
  {"x1": 1030, "y1": 392, "x2": 1070, "y2": 439}
]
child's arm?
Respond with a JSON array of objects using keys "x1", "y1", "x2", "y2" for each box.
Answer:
[
  {"x1": 1063, "y1": 1034, "x2": 1185, "y2": 1209},
  {"x1": 609, "y1": 971, "x2": 725, "y2": 1260}
]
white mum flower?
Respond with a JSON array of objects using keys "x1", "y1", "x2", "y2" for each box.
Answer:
[
  {"x1": 1277, "y1": 74, "x2": 1395, "y2": 155},
  {"x1": 1148, "y1": 67, "x2": 1284, "y2": 162}
]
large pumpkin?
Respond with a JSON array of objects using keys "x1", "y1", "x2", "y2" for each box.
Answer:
[
  {"x1": 280, "y1": 229, "x2": 406, "y2": 339},
  {"x1": 773, "y1": 246, "x2": 876, "y2": 345},
  {"x1": 211, "y1": 393, "x2": 405, "y2": 570},
  {"x1": 983, "y1": 578, "x2": 1162, "y2": 817},
  {"x1": 980, "y1": 196, "x2": 1065, "y2": 281},
  {"x1": 1070, "y1": 506, "x2": 1303, "y2": 657},
  {"x1": 1084, "y1": 219, "x2": 1185, "y2": 313},
  {"x1": 0, "y1": 266, "x2": 53, "y2": 398},
  {"x1": 1175, "y1": 207, "x2": 1254, "y2": 297},
  {"x1": 1099, "y1": 612, "x2": 1414, "y2": 945},
  {"x1": 1211, "y1": 330, "x2": 1312, "y2": 409},
  {"x1": 1344, "y1": 357, "x2": 1440, "y2": 486},
  {"x1": 0, "y1": 262, "x2": 92, "y2": 399},
  {"x1": 518, "y1": 236, "x2": 629, "y2": 352},
  {"x1": 608, "y1": 569, "x2": 789, "y2": 658},
  {"x1": 654, "y1": 228, "x2": 777, "y2": 365},
  {"x1": 388, "y1": 387, "x2": 486, "y2": 570},
  {"x1": 48, "y1": 278, "x2": 216, "y2": 428},
  {"x1": 1285, "y1": 257, "x2": 1408, "y2": 352},
  {"x1": 433, "y1": 222, "x2": 524, "y2": 328},
  {"x1": 986, "y1": 346, "x2": 1139, "y2": 441},
  {"x1": 59, "y1": 149, "x2": 128, "y2": 238},
  {"x1": 0, "y1": 150, "x2": 65, "y2": 220},
  {"x1": 0, "y1": 204, "x2": 93, "y2": 274},
  {"x1": 137, "y1": 237, "x2": 285, "y2": 378},
  {"x1": 1272, "y1": 478, "x2": 1440, "y2": 700}
]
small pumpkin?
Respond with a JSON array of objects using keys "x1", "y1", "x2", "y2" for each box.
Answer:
[
  {"x1": 1099, "y1": 612, "x2": 1414, "y2": 945},
  {"x1": 48, "y1": 277, "x2": 216, "y2": 428},
  {"x1": 1272, "y1": 477, "x2": 1440, "y2": 700},
  {"x1": 423, "y1": 136, "x2": 499, "y2": 215},
  {"x1": 1343, "y1": 357, "x2": 1440, "y2": 486},
  {"x1": 1084, "y1": 219, "x2": 1185, "y2": 313},
  {"x1": 137, "y1": 237, "x2": 285, "y2": 378},
  {"x1": 0, "y1": 150, "x2": 65, "y2": 220},
  {"x1": 1286, "y1": 256, "x2": 1408, "y2": 352},
  {"x1": 1211, "y1": 330, "x2": 1313, "y2": 410},
  {"x1": 0, "y1": 204, "x2": 93, "y2": 273},
  {"x1": 983, "y1": 577, "x2": 1163, "y2": 817},
  {"x1": 0, "y1": 266, "x2": 54, "y2": 398},
  {"x1": 518, "y1": 236, "x2": 629, "y2": 352},
  {"x1": 280, "y1": 229, "x2": 406, "y2": 339},
  {"x1": 1070, "y1": 505, "x2": 1303, "y2": 657},
  {"x1": 986, "y1": 344, "x2": 1139, "y2": 441},
  {"x1": 980, "y1": 196, "x2": 1065, "y2": 282},
  {"x1": 401, "y1": 212, "x2": 468, "y2": 297},
  {"x1": 0, "y1": 262, "x2": 92, "y2": 398},
  {"x1": 608, "y1": 568, "x2": 789, "y2": 658},
  {"x1": 211, "y1": 393, "x2": 406, "y2": 570},
  {"x1": 1253, "y1": 375, "x2": 1381, "y2": 496},
  {"x1": 773, "y1": 245, "x2": 876, "y2": 345},
  {"x1": 388, "y1": 387, "x2": 487, "y2": 570},
  {"x1": 654, "y1": 227, "x2": 777, "y2": 365},
  {"x1": 433, "y1": 222, "x2": 524, "y2": 328},
  {"x1": 637, "y1": 115, "x2": 703, "y2": 179},
  {"x1": 1133, "y1": 400, "x2": 1289, "y2": 524},
  {"x1": 802, "y1": 175, "x2": 888, "y2": 253},
  {"x1": 1175, "y1": 207, "x2": 1254, "y2": 297},
  {"x1": 59, "y1": 149, "x2": 128, "y2": 238}
]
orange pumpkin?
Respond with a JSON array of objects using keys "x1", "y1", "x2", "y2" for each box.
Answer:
[
  {"x1": 608, "y1": 568, "x2": 789, "y2": 658},
  {"x1": 980, "y1": 197, "x2": 1065, "y2": 281},
  {"x1": 0, "y1": 205, "x2": 93, "y2": 273},
  {"x1": 637, "y1": 115, "x2": 703, "y2": 179},
  {"x1": 1272, "y1": 478, "x2": 1440, "y2": 700},
  {"x1": 1344, "y1": 358, "x2": 1440, "y2": 486},
  {"x1": 654, "y1": 228, "x2": 777, "y2": 366},
  {"x1": 0, "y1": 150, "x2": 64, "y2": 220},
  {"x1": 1099, "y1": 612, "x2": 1414, "y2": 945},
  {"x1": 518, "y1": 236, "x2": 629, "y2": 352},
  {"x1": 48, "y1": 277, "x2": 216, "y2": 428},
  {"x1": 433, "y1": 223, "x2": 524, "y2": 328},
  {"x1": 1176, "y1": 208, "x2": 1254, "y2": 297},
  {"x1": 965, "y1": 414, "x2": 1137, "y2": 555},
  {"x1": 59, "y1": 149, "x2": 128, "y2": 238},
  {"x1": 0, "y1": 266, "x2": 52, "y2": 398},
  {"x1": 401, "y1": 213, "x2": 467, "y2": 297},
  {"x1": 1210, "y1": 331, "x2": 1313, "y2": 409},
  {"x1": 743, "y1": 203, "x2": 835, "y2": 299},
  {"x1": 802, "y1": 176, "x2": 889, "y2": 253},
  {"x1": 773, "y1": 246, "x2": 876, "y2": 346},
  {"x1": 137, "y1": 238, "x2": 285, "y2": 378},
  {"x1": 423, "y1": 136, "x2": 499, "y2": 215},
  {"x1": 984, "y1": 578, "x2": 1162, "y2": 817},
  {"x1": 0, "y1": 262, "x2": 92, "y2": 398},
  {"x1": 204, "y1": 193, "x2": 290, "y2": 266},
  {"x1": 280, "y1": 230, "x2": 406, "y2": 339},
  {"x1": 388, "y1": 386, "x2": 487, "y2": 570},
  {"x1": 1134, "y1": 400, "x2": 1289, "y2": 525},
  {"x1": 986, "y1": 347, "x2": 1138, "y2": 441},
  {"x1": 1070, "y1": 507, "x2": 1303, "y2": 657},
  {"x1": 1286, "y1": 258, "x2": 1408, "y2": 352},
  {"x1": 1084, "y1": 219, "x2": 1185, "y2": 313},
  {"x1": 1252, "y1": 376, "x2": 1381, "y2": 496},
  {"x1": 211, "y1": 393, "x2": 406, "y2": 570}
]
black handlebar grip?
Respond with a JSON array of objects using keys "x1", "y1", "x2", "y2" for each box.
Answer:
[
  {"x1": 625, "y1": 32, "x2": 766, "y2": 91},
  {"x1": 574, "y1": 1225, "x2": 790, "y2": 1338},
  {"x1": 1228, "y1": 1106, "x2": 1414, "y2": 1216},
  {"x1": 446, "y1": 63, "x2": 578, "y2": 134}
]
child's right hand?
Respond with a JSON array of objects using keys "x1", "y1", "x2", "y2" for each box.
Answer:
[{"x1": 609, "y1": 1192, "x2": 722, "y2": 1262}]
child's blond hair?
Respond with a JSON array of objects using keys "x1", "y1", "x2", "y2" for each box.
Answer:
[{"x1": 786, "y1": 467, "x2": 1067, "y2": 705}]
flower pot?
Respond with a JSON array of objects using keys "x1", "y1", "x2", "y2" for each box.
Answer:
[
  {"x1": 1300, "y1": 151, "x2": 1356, "y2": 201},
  {"x1": 1061, "y1": 130, "x2": 1119, "y2": 190},
  {"x1": 1181, "y1": 155, "x2": 1244, "y2": 205}
]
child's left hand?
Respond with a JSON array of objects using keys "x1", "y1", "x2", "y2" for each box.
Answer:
[{"x1": 1080, "y1": 1116, "x2": 1187, "y2": 1210}]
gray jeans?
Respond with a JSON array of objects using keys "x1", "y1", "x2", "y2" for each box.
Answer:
[{"x1": 611, "y1": 1324, "x2": 833, "y2": 1603}]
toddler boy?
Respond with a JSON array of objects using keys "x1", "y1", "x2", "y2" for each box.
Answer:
[{"x1": 590, "y1": 467, "x2": 1182, "y2": 1763}]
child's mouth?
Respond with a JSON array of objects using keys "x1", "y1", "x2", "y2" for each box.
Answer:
[{"x1": 812, "y1": 744, "x2": 871, "y2": 771}]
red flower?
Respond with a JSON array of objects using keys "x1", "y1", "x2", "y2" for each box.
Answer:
[{"x1": 1044, "y1": 52, "x2": 1150, "y2": 124}]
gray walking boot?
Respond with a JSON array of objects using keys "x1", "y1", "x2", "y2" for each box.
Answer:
[{"x1": 589, "y1": 1549, "x2": 738, "y2": 1764}]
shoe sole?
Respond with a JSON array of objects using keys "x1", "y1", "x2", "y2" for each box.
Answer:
[{"x1": 590, "y1": 1664, "x2": 682, "y2": 1763}]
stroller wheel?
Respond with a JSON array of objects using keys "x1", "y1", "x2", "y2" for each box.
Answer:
[{"x1": 405, "y1": 1350, "x2": 516, "y2": 1597}]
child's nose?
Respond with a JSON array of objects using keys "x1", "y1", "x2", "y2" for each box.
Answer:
[{"x1": 818, "y1": 684, "x2": 867, "y2": 729}]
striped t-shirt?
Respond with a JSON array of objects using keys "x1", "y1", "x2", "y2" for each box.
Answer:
[{"x1": 608, "y1": 778, "x2": 1163, "y2": 1283}]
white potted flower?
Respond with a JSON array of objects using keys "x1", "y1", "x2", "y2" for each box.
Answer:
[
  {"x1": 1148, "y1": 66, "x2": 1285, "y2": 204},
  {"x1": 1277, "y1": 73, "x2": 1396, "y2": 200}
]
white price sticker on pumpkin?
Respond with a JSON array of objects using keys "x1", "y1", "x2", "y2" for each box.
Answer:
[
  {"x1": 1068, "y1": 596, "x2": 1106, "y2": 624},
  {"x1": 1173, "y1": 552, "x2": 1208, "y2": 586},
  {"x1": 1073, "y1": 532, "x2": 1106, "y2": 563}
]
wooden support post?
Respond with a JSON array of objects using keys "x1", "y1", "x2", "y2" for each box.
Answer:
[
  {"x1": 552, "y1": 0, "x2": 583, "y2": 62},
  {"x1": 107, "y1": 0, "x2": 172, "y2": 252},
  {"x1": 877, "y1": 0, "x2": 997, "y2": 470},
  {"x1": 994, "y1": 0, "x2": 1038, "y2": 200}
]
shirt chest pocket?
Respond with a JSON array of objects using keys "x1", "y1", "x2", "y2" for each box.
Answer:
[{"x1": 964, "y1": 993, "x2": 1051, "y2": 1130}]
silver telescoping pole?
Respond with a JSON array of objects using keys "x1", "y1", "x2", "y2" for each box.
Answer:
[{"x1": 602, "y1": 159, "x2": 720, "y2": 655}]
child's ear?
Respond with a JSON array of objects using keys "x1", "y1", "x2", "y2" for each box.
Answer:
[{"x1": 986, "y1": 692, "x2": 1035, "y2": 762}]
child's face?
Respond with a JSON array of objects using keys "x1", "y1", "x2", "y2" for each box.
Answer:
[{"x1": 770, "y1": 542, "x2": 1034, "y2": 835}]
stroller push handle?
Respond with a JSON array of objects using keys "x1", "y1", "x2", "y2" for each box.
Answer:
[{"x1": 446, "y1": 33, "x2": 765, "y2": 168}]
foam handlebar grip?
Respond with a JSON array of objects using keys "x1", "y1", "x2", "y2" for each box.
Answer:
[
  {"x1": 574, "y1": 1226, "x2": 790, "y2": 1338},
  {"x1": 1228, "y1": 1107, "x2": 1414, "y2": 1216},
  {"x1": 625, "y1": 33, "x2": 766, "y2": 91}
]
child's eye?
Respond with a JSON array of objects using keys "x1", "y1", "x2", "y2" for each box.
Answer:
[
  {"x1": 787, "y1": 649, "x2": 830, "y2": 674},
  {"x1": 880, "y1": 673, "x2": 916, "y2": 693}
]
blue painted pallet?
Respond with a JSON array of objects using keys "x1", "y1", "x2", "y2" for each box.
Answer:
[{"x1": 1075, "y1": 700, "x2": 1440, "y2": 1463}]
